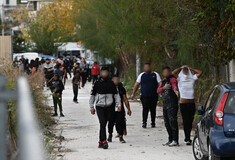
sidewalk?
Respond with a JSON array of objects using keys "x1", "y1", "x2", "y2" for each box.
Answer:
[{"x1": 52, "y1": 78, "x2": 194, "y2": 160}]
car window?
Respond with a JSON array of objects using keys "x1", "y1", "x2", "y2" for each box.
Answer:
[
  {"x1": 205, "y1": 89, "x2": 216, "y2": 110},
  {"x1": 224, "y1": 91, "x2": 235, "y2": 114},
  {"x1": 209, "y1": 88, "x2": 221, "y2": 109}
]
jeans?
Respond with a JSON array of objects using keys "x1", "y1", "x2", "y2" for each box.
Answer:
[
  {"x1": 81, "y1": 73, "x2": 87, "y2": 87},
  {"x1": 163, "y1": 106, "x2": 179, "y2": 142},
  {"x1": 180, "y1": 103, "x2": 196, "y2": 141},
  {"x1": 92, "y1": 75, "x2": 98, "y2": 84},
  {"x1": 73, "y1": 85, "x2": 78, "y2": 101},
  {"x1": 96, "y1": 106, "x2": 112, "y2": 141},
  {"x1": 108, "y1": 107, "x2": 125, "y2": 136},
  {"x1": 141, "y1": 96, "x2": 158, "y2": 124},
  {"x1": 53, "y1": 93, "x2": 62, "y2": 114}
]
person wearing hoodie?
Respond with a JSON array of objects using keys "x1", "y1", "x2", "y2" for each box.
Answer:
[
  {"x1": 172, "y1": 65, "x2": 202, "y2": 145},
  {"x1": 91, "y1": 62, "x2": 100, "y2": 84},
  {"x1": 157, "y1": 66, "x2": 179, "y2": 147},
  {"x1": 89, "y1": 68, "x2": 122, "y2": 149},
  {"x1": 50, "y1": 74, "x2": 65, "y2": 117}
]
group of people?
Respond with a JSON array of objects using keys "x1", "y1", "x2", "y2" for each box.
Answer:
[{"x1": 89, "y1": 63, "x2": 202, "y2": 149}]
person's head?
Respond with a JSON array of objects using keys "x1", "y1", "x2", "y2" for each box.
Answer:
[
  {"x1": 162, "y1": 66, "x2": 172, "y2": 78},
  {"x1": 59, "y1": 56, "x2": 63, "y2": 60},
  {"x1": 100, "y1": 67, "x2": 109, "y2": 80},
  {"x1": 112, "y1": 75, "x2": 120, "y2": 86},
  {"x1": 19, "y1": 59, "x2": 23, "y2": 64},
  {"x1": 94, "y1": 62, "x2": 97, "y2": 65},
  {"x1": 56, "y1": 63, "x2": 61, "y2": 69},
  {"x1": 21, "y1": 55, "x2": 24, "y2": 59},
  {"x1": 182, "y1": 67, "x2": 189, "y2": 75},
  {"x1": 144, "y1": 63, "x2": 151, "y2": 73},
  {"x1": 64, "y1": 56, "x2": 67, "y2": 60},
  {"x1": 46, "y1": 58, "x2": 50, "y2": 64},
  {"x1": 81, "y1": 57, "x2": 85, "y2": 63},
  {"x1": 53, "y1": 74, "x2": 59, "y2": 81}
]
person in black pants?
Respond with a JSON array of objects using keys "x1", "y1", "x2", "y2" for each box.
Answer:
[
  {"x1": 108, "y1": 75, "x2": 132, "y2": 143},
  {"x1": 50, "y1": 74, "x2": 65, "y2": 117},
  {"x1": 157, "y1": 67, "x2": 179, "y2": 147},
  {"x1": 72, "y1": 72, "x2": 80, "y2": 103},
  {"x1": 131, "y1": 63, "x2": 161, "y2": 128},
  {"x1": 89, "y1": 68, "x2": 122, "y2": 149}
]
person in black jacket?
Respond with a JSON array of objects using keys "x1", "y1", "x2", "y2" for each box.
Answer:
[
  {"x1": 89, "y1": 68, "x2": 122, "y2": 149},
  {"x1": 50, "y1": 74, "x2": 65, "y2": 117}
]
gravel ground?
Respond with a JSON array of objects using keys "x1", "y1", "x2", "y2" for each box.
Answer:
[{"x1": 51, "y1": 78, "x2": 195, "y2": 160}]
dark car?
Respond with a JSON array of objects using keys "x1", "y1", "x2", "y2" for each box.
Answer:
[{"x1": 193, "y1": 82, "x2": 235, "y2": 160}]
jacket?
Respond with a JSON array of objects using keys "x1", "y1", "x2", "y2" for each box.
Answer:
[
  {"x1": 91, "y1": 64, "x2": 99, "y2": 75},
  {"x1": 89, "y1": 78, "x2": 121, "y2": 109},
  {"x1": 50, "y1": 80, "x2": 64, "y2": 94}
]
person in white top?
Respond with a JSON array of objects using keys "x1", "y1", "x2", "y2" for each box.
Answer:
[{"x1": 172, "y1": 65, "x2": 202, "y2": 145}]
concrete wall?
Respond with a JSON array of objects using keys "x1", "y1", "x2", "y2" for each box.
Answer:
[
  {"x1": 229, "y1": 59, "x2": 235, "y2": 82},
  {"x1": 0, "y1": 36, "x2": 12, "y2": 62}
]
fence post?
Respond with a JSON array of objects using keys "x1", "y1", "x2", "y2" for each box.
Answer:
[
  {"x1": 0, "y1": 76, "x2": 7, "y2": 160},
  {"x1": 17, "y1": 76, "x2": 45, "y2": 160}
]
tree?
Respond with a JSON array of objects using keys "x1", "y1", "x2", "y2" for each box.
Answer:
[{"x1": 12, "y1": 0, "x2": 81, "y2": 55}]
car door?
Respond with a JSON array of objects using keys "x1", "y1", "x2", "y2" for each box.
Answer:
[{"x1": 198, "y1": 86, "x2": 221, "y2": 153}]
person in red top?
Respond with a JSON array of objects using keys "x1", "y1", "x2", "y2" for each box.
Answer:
[
  {"x1": 91, "y1": 62, "x2": 100, "y2": 84},
  {"x1": 157, "y1": 66, "x2": 179, "y2": 147}
]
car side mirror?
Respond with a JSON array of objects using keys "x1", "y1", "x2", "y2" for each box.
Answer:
[{"x1": 198, "y1": 106, "x2": 205, "y2": 115}]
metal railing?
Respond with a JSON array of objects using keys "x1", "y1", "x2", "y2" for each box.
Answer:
[{"x1": 0, "y1": 76, "x2": 45, "y2": 160}]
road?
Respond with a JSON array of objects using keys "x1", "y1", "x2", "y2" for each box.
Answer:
[{"x1": 52, "y1": 78, "x2": 194, "y2": 160}]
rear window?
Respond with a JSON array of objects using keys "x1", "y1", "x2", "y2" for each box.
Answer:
[{"x1": 224, "y1": 92, "x2": 235, "y2": 114}]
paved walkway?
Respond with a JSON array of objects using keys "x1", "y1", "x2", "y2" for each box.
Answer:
[{"x1": 51, "y1": 78, "x2": 194, "y2": 160}]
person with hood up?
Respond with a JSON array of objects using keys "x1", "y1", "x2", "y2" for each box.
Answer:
[{"x1": 172, "y1": 65, "x2": 202, "y2": 145}]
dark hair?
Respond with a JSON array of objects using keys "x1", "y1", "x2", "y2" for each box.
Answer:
[
  {"x1": 183, "y1": 67, "x2": 188, "y2": 72},
  {"x1": 94, "y1": 62, "x2": 97, "y2": 64},
  {"x1": 46, "y1": 58, "x2": 50, "y2": 61},
  {"x1": 101, "y1": 67, "x2": 109, "y2": 71},
  {"x1": 144, "y1": 63, "x2": 151, "y2": 66},
  {"x1": 112, "y1": 74, "x2": 119, "y2": 78},
  {"x1": 56, "y1": 63, "x2": 61, "y2": 69},
  {"x1": 162, "y1": 66, "x2": 171, "y2": 71}
]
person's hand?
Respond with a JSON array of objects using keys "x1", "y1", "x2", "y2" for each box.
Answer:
[
  {"x1": 163, "y1": 84, "x2": 171, "y2": 90},
  {"x1": 127, "y1": 109, "x2": 132, "y2": 116},
  {"x1": 181, "y1": 65, "x2": 188, "y2": 69},
  {"x1": 131, "y1": 94, "x2": 135, "y2": 100},
  {"x1": 90, "y1": 109, "x2": 95, "y2": 115},
  {"x1": 117, "y1": 106, "x2": 122, "y2": 112},
  {"x1": 174, "y1": 90, "x2": 179, "y2": 97},
  {"x1": 57, "y1": 93, "x2": 60, "y2": 96}
]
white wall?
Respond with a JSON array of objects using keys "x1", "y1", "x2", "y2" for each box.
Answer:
[{"x1": 229, "y1": 59, "x2": 235, "y2": 82}]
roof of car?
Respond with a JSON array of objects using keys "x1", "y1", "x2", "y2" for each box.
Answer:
[{"x1": 222, "y1": 82, "x2": 235, "y2": 89}]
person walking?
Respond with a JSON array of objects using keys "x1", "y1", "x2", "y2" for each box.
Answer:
[
  {"x1": 131, "y1": 63, "x2": 161, "y2": 128},
  {"x1": 72, "y1": 72, "x2": 80, "y2": 103},
  {"x1": 157, "y1": 66, "x2": 179, "y2": 147},
  {"x1": 89, "y1": 68, "x2": 122, "y2": 149},
  {"x1": 108, "y1": 75, "x2": 132, "y2": 143},
  {"x1": 43, "y1": 58, "x2": 54, "y2": 87},
  {"x1": 50, "y1": 74, "x2": 65, "y2": 117},
  {"x1": 172, "y1": 65, "x2": 202, "y2": 145},
  {"x1": 80, "y1": 58, "x2": 88, "y2": 87},
  {"x1": 91, "y1": 62, "x2": 100, "y2": 84}
]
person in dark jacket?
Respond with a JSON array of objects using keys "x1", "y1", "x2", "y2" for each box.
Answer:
[
  {"x1": 157, "y1": 66, "x2": 179, "y2": 147},
  {"x1": 108, "y1": 75, "x2": 132, "y2": 143},
  {"x1": 72, "y1": 72, "x2": 80, "y2": 103},
  {"x1": 89, "y1": 68, "x2": 122, "y2": 149},
  {"x1": 50, "y1": 74, "x2": 65, "y2": 117}
]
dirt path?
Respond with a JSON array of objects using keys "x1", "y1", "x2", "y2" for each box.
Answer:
[{"x1": 52, "y1": 78, "x2": 194, "y2": 160}]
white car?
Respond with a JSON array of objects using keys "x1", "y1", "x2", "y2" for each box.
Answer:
[{"x1": 13, "y1": 52, "x2": 41, "y2": 61}]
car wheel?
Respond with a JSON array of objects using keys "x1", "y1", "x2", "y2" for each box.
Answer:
[
  {"x1": 208, "y1": 143, "x2": 222, "y2": 160},
  {"x1": 193, "y1": 135, "x2": 206, "y2": 160}
]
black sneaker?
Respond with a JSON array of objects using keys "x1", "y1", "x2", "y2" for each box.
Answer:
[
  {"x1": 184, "y1": 140, "x2": 192, "y2": 145},
  {"x1": 151, "y1": 123, "x2": 156, "y2": 128},
  {"x1": 119, "y1": 136, "x2": 126, "y2": 143},
  {"x1": 98, "y1": 141, "x2": 103, "y2": 148},
  {"x1": 142, "y1": 123, "x2": 147, "y2": 128},
  {"x1": 107, "y1": 134, "x2": 112, "y2": 142},
  {"x1": 73, "y1": 100, "x2": 79, "y2": 104},
  {"x1": 52, "y1": 113, "x2": 58, "y2": 117},
  {"x1": 103, "y1": 140, "x2": 108, "y2": 149},
  {"x1": 162, "y1": 141, "x2": 172, "y2": 146},
  {"x1": 60, "y1": 113, "x2": 65, "y2": 117}
]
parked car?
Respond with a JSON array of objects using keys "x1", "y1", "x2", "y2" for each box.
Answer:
[
  {"x1": 13, "y1": 52, "x2": 41, "y2": 61},
  {"x1": 193, "y1": 82, "x2": 235, "y2": 160}
]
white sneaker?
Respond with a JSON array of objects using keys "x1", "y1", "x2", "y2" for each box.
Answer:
[{"x1": 168, "y1": 141, "x2": 179, "y2": 147}]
